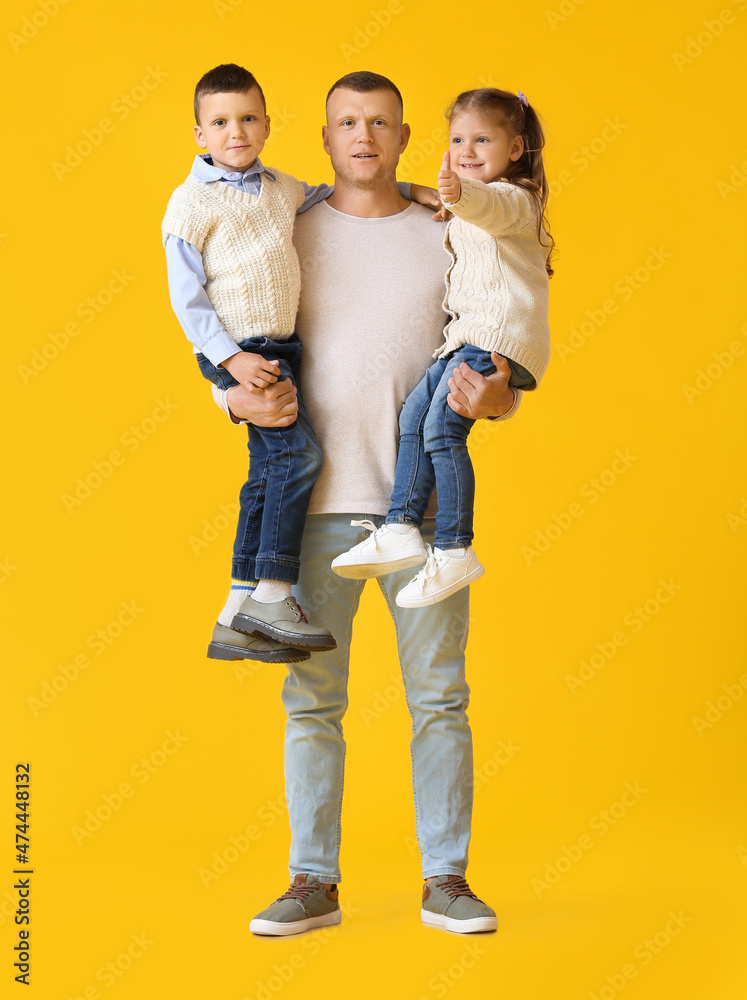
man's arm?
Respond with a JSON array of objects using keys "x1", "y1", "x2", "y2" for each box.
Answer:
[
  {"x1": 216, "y1": 353, "x2": 520, "y2": 427},
  {"x1": 447, "y1": 352, "x2": 523, "y2": 421}
]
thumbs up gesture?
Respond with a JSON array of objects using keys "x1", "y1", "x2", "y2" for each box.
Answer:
[{"x1": 438, "y1": 150, "x2": 461, "y2": 205}]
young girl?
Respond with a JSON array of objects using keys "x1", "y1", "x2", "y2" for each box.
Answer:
[{"x1": 331, "y1": 87, "x2": 554, "y2": 606}]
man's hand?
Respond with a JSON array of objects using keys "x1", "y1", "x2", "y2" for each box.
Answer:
[
  {"x1": 225, "y1": 378, "x2": 299, "y2": 427},
  {"x1": 409, "y1": 183, "x2": 450, "y2": 222},
  {"x1": 222, "y1": 350, "x2": 280, "y2": 390},
  {"x1": 438, "y1": 151, "x2": 461, "y2": 206},
  {"x1": 447, "y1": 352, "x2": 515, "y2": 419}
]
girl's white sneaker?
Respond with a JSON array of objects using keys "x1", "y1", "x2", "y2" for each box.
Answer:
[
  {"x1": 331, "y1": 520, "x2": 427, "y2": 579},
  {"x1": 395, "y1": 545, "x2": 485, "y2": 607}
]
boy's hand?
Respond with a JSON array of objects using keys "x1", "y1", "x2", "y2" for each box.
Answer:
[
  {"x1": 438, "y1": 151, "x2": 461, "y2": 206},
  {"x1": 409, "y1": 183, "x2": 450, "y2": 221},
  {"x1": 221, "y1": 350, "x2": 280, "y2": 390}
]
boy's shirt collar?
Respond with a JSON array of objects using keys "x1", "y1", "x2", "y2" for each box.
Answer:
[{"x1": 191, "y1": 152, "x2": 277, "y2": 184}]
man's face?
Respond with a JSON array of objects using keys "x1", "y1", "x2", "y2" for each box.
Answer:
[
  {"x1": 322, "y1": 87, "x2": 410, "y2": 189},
  {"x1": 194, "y1": 87, "x2": 270, "y2": 173}
]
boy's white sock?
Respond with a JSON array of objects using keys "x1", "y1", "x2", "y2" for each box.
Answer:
[
  {"x1": 386, "y1": 522, "x2": 419, "y2": 535},
  {"x1": 440, "y1": 546, "x2": 467, "y2": 558},
  {"x1": 217, "y1": 580, "x2": 255, "y2": 627},
  {"x1": 252, "y1": 579, "x2": 293, "y2": 604}
]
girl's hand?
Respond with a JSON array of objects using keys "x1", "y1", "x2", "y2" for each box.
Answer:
[
  {"x1": 438, "y1": 151, "x2": 461, "y2": 205},
  {"x1": 221, "y1": 351, "x2": 281, "y2": 390}
]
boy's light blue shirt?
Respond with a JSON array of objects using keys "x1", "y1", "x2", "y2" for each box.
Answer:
[{"x1": 165, "y1": 153, "x2": 412, "y2": 367}]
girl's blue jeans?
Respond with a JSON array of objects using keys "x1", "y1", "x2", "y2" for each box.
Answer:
[
  {"x1": 195, "y1": 335, "x2": 323, "y2": 583},
  {"x1": 387, "y1": 344, "x2": 532, "y2": 549}
]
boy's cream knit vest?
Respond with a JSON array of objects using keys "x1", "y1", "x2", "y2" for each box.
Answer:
[{"x1": 161, "y1": 170, "x2": 304, "y2": 343}]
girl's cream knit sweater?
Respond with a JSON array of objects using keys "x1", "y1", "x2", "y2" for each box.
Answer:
[{"x1": 437, "y1": 177, "x2": 551, "y2": 387}]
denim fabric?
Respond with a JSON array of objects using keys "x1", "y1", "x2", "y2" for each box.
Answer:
[
  {"x1": 195, "y1": 335, "x2": 322, "y2": 582},
  {"x1": 283, "y1": 513, "x2": 473, "y2": 882},
  {"x1": 505, "y1": 356, "x2": 536, "y2": 390},
  {"x1": 387, "y1": 343, "x2": 513, "y2": 549}
]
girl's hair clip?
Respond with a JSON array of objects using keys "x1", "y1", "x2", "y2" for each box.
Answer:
[{"x1": 517, "y1": 90, "x2": 529, "y2": 107}]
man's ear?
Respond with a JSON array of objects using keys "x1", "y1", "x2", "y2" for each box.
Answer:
[
  {"x1": 399, "y1": 121, "x2": 411, "y2": 154},
  {"x1": 322, "y1": 124, "x2": 330, "y2": 155},
  {"x1": 193, "y1": 124, "x2": 207, "y2": 149}
]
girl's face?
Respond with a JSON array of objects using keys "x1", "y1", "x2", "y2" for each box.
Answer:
[{"x1": 448, "y1": 110, "x2": 524, "y2": 184}]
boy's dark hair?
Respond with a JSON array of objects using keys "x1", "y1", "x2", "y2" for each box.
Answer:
[
  {"x1": 194, "y1": 63, "x2": 265, "y2": 124},
  {"x1": 325, "y1": 71, "x2": 403, "y2": 118}
]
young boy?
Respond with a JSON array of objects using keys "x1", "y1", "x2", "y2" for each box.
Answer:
[{"x1": 162, "y1": 63, "x2": 345, "y2": 662}]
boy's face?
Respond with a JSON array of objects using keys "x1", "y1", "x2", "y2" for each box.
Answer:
[
  {"x1": 322, "y1": 87, "x2": 409, "y2": 189},
  {"x1": 194, "y1": 87, "x2": 270, "y2": 173}
]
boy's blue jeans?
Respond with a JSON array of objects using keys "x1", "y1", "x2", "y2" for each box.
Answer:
[
  {"x1": 195, "y1": 335, "x2": 322, "y2": 583},
  {"x1": 387, "y1": 344, "x2": 533, "y2": 549}
]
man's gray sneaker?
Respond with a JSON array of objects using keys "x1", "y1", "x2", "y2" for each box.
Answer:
[
  {"x1": 207, "y1": 623, "x2": 311, "y2": 663},
  {"x1": 250, "y1": 874, "x2": 341, "y2": 936},
  {"x1": 231, "y1": 597, "x2": 337, "y2": 651},
  {"x1": 421, "y1": 875, "x2": 498, "y2": 933}
]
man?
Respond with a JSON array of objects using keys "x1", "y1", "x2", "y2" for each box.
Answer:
[{"x1": 213, "y1": 72, "x2": 522, "y2": 935}]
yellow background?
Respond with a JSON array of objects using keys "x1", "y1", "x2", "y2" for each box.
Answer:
[{"x1": 2, "y1": 0, "x2": 746, "y2": 996}]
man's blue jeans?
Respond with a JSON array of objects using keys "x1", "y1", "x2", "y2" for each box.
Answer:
[
  {"x1": 387, "y1": 344, "x2": 501, "y2": 549},
  {"x1": 284, "y1": 513, "x2": 474, "y2": 882},
  {"x1": 196, "y1": 335, "x2": 323, "y2": 583}
]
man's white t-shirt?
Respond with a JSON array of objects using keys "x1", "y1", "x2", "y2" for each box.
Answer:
[
  {"x1": 294, "y1": 201, "x2": 450, "y2": 516},
  {"x1": 213, "y1": 199, "x2": 521, "y2": 516}
]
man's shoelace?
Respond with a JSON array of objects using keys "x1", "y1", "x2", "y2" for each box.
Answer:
[
  {"x1": 439, "y1": 876, "x2": 478, "y2": 900},
  {"x1": 276, "y1": 881, "x2": 319, "y2": 902}
]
